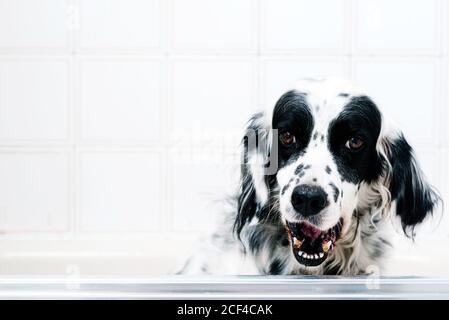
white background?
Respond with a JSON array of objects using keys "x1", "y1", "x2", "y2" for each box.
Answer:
[{"x1": 0, "y1": 0, "x2": 448, "y2": 277}]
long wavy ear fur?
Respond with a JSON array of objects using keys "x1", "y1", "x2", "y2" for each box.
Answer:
[
  {"x1": 234, "y1": 112, "x2": 273, "y2": 238},
  {"x1": 379, "y1": 125, "x2": 441, "y2": 237}
]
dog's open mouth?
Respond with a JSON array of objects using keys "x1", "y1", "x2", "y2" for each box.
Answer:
[{"x1": 285, "y1": 218, "x2": 343, "y2": 267}]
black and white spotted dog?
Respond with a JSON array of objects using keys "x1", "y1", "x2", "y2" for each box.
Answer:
[{"x1": 179, "y1": 78, "x2": 441, "y2": 276}]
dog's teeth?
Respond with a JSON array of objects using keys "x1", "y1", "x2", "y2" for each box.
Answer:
[
  {"x1": 297, "y1": 250, "x2": 303, "y2": 256},
  {"x1": 319, "y1": 252, "x2": 324, "y2": 258},
  {"x1": 322, "y1": 240, "x2": 333, "y2": 253},
  {"x1": 314, "y1": 254, "x2": 319, "y2": 259}
]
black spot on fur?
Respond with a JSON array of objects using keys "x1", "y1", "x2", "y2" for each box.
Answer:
[
  {"x1": 294, "y1": 164, "x2": 307, "y2": 179},
  {"x1": 325, "y1": 166, "x2": 332, "y2": 174},
  {"x1": 313, "y1": 178, "x2": 317, "y2": 182},
  {"x1": 378, "y1": 237, "x2": 392, "y2": 247},
  {"x1": 248, "y1": 228, "x2": 263, "y2": 253},
  {"x1": 294, "y1": 164, "x2": 304, "y2": 175},
  {"x1": 329, "y1": 183, "x2": 339, "y2": 202},
  {"x1": 313, "y1": 132, "x2": 318, "y2": 141},
  {"x1": 338, "y1": 93, "x2": 350, "y2": 97},
  {"x1": 281, "y1": 182, "x2": 290, "y2": 195},
  {"x1": 281, "y1": 186, "x2": 287, "y2": 195},
  {"x1": 269, "y1": 259, "x2": 283, "y2": 275}
]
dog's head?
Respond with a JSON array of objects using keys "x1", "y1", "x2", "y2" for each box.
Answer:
[{"x1": 235, "y1": 78, "x2": 440, "y2": 268}]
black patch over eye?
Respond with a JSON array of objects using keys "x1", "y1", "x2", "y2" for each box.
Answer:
[
  {"x1": 345, "y1": 136, "x2": 365, "y2": 151},
  {"x1": 328, "y1": 96, "x2": 383, "y2": 183},
  {"x1": 272, "y1": 90, "x2": 314, "y2": 166},
  {"x1": 279, "y1": 131, "x2": 296, "y2": 146}
]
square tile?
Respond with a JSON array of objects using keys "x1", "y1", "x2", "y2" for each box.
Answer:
[
  {"x1": 0, "y1": 0, "x2": 68, "y2": 49},
  {"x1": 79, "y1": 0, "x2": 160, "y2": 49},
  {"x1": 172, "y1": 0, "x2": 254, "y2": 51},
  {"x1": 0, "y1": 59, "x2": 69, "y2": 141},
  {"x1": 262, "y1": 0, "x2": 345, "y2": 51},
  {"x1": 355, "y1": 0, "x2": 438, "y2": 52},
  {"x1": 80, "y1": 58, "x2": 161, "y2": 141},
  {"x1": 0, "y1": 152, "x2": 69, "y2": 231},
  {"x1": 171, "y1": 59, "x2": 255, "y2": 148},
  {"x1": 79, "y1": 152, "x2": 161, "y2": 231},
  {"x1": 354, "y1": 60, "x2": 436, "y2": 146}
]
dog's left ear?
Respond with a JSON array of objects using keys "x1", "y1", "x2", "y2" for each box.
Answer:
[{"x1": 380, "y1": 126, "x2": 441, "y2": 236}]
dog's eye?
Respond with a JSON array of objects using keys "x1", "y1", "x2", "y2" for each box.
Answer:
[
  {"x1": 345, "y1": 137, "x2": 364, "y2": 151},
  {"x1": 279, "y1": 131, "x2": 296, "y2": 146}
]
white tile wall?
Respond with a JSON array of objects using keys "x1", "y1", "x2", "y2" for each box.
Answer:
[
  {"x1": 171, "y1": 58, "x2": 255, "y2": 148},
  {"x1": 170, "y1": 148, "x2": 240, "y2": 231},
  {"x1": 0, "y1": 58, "x2": 70, "y2": 141},
  {"x1": 353, "y1": 59, "x2": 437, "y2": 146},
  {"x1": 79, "y1": 58, "x2": 162, "y2": 141},
  {"x1": 262, "y1": 0, "x2": 346, "y2": 52},
  {"x1": 172, "y1": 0, "x2": 255, "y2": 52},
  {"x1": 79, "y1": 0, "x2": 161, "y2": 50},
  {"x1": 0, "y1": 152, "x2": 70, "y2": 231},
  {"x1": 0, "y1": 0, "x2": 69, "y2": 50},
  {"x1": 445, "y1": 58, "x2": 449, "y2": 143},
  {"x1": 0, "y1": 0, "x2": 448, "y2": 275},
  {"x1": 354, "y1": 0, "x2": 439, "y2": 53},
  {"x1": 79, "y1": 152, "x2": 161, "y2": 232}
]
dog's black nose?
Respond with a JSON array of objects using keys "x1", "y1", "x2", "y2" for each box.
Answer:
[{"x1": 291, "y1": 185, "x2": 328, "y2": 217}]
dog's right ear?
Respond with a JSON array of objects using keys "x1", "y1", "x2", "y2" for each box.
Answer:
[
  {"x1": 379, "y1": 126, "x2": 441, "y2": 237},
  {"x1": 234, "y1": 112, "x2": 275, "y2": 237}
]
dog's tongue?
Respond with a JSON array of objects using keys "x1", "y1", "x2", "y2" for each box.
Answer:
[{"x1": 301, "y1": 222, "x2": 322, "y2": 240}]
